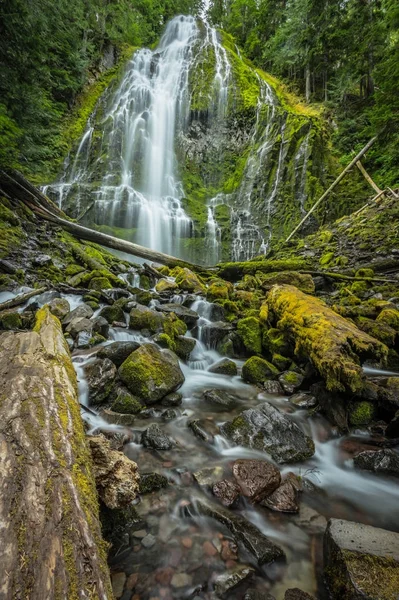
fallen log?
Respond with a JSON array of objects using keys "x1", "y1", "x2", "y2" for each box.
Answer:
[
  {"x1": 267, "y1": 284, "x2": 387, "y2": 393},
  {"x1": 0, "y1": 306, "x2": 112, "y2": 599},
  {"x1": 0, "y1": 285, "x2": 47, "y2": 312}
]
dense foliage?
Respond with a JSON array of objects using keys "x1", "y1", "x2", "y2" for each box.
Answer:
[
  {"x1": 0, "y1": 0, "x2": 200, "y2": 178},
  {"x1": 210, "y1": 0, "x2": 399, "y2": 186}
]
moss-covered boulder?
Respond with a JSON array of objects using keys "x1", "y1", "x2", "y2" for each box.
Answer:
[
  {"x1": 99, "y1": 304, "x2": 125, "y2": 325},
  {"x1": 129, "y1": 304, "x2": 164, "y2": 332},
  {"x1": 348, "y1": 401, "x2": 375, "y2": 426},
  {"x1": 173, "y1": 267, "x2": 205, "y2": 293},
  {"x1": 207, "y1": 279, "x2": 232, "y2": 301},
  {"x1": 0, "y1": 310, "x2": 22, "y2": 330},
  {"x1": 262, "y1": 327, "x2": 291, "y2": 356},
  {"x1": 208, "y1": 358, "x2": 238, "y2": 376},
  {"x1": 324, "y1": 519, "x2": 399, "y2": 600},
  {"x1": 89, "y1": 276, "x2": 113, "y2": 291},
  {"x1": 242, "y1": 356, "x2": 279, "y2": 385},
  {"x1": 377, "y1": 308, "x2": 399, "y2": 332},
  {"x1": 278, "y1": 371, "x2": 304, "y2": 395},
  {"x1": 174, "y1": 335, "x2": 196, "y2": 360},
  {"x1": 118, "y1": 343, "x2": 184, "y2": 403},
  {"x1": 237, "y1": 317, "x2": 262, "y2": 355},
  {"x1": 261, "y1": 271, "x2": 315, "y2": 294},
  {"x1": 111, "y1": 385, "x2": 143, "y2": 415},
  {"x1": 267, "y1": 285, "x2": 387, "y2": 393},
  {"x1": 155, "y1": 278, "x2": 179, "y2": 293}
]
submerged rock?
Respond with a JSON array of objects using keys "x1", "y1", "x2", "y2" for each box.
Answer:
[
  {"x1": 290, "y1": 392, "x2": 317, "y2": 409},
  {"x1": 88, "y1": 435, "x2": 139, "y2": 509},
  {"x1": 118, "y1": 343, "x2": 184, "y2": 403},
  {"x1": 194, "y1": 498, "x2": 285, "y2": 565},
  {"x1": 141, "y1": 424, "x2": 174, "y2": 450},
  {"x1": 202, "y1": 389, "x2": 238, "y2": 411},
  {"x1": 324, "y1": 518, "x2": 399, "y2": 600},
  {"x1": 220, "y1": 402, "x2": 315, "y2": 463},
  {"x1": 353, "y1": 449, "x2": 399, "y2": 476},
  {"x1": 214, "y1": 565, "x2": 255, "y2": 596},
  {"x1": 193, "y1": 466, "x2": 224, "y2": 487},
  {"x1": 208, "y1": 357, "x2": 238, "y2": 376},
  {"x1": 232, "y1": 459, "x2": 281, "y2": 502},
  {"x1": 139, "y1": 472, "x2": 169, "y2": 494},
  {"x1": 85, "y1": 358, "x2": 117, "y2": 404}
]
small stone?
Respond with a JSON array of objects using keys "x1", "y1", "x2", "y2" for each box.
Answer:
[
  {"x1": 181, "y1": 537, "x2": 193, "y2": 549},
  {"x1": 214, "y1": 566, "x2": 255, "y2": 596},
  {"x1": 261, "y1": 479, "x2": 299, "y2": 513},
  {"x1": 141, "y1": 424, "x2": 174, "y2": 450},
  {"x1": 126, "y1": 573, "x2": 139, "y2": 590},
  {"x1": 155, "y1": 567, "x2": 174, "y2": 585},
  {"x1": 170, "y1": 573, "x2": 193, "y2": 588},
  {"x1": 193, "y1": 466, "x2": 224, "y2": 487},
  {"x1": 278, "y1": 371, "x2": 304, "y2": 395},
  {"x1": 290, "y1": 392, "x2": 318, "y2": 409},
  {"x1": 132, "y1": 529, "x2": 147, "y2": 539},
  {"x1": 112, "y1": 572, "x2": 126, "y2": 599},
  {"x1": 232, "y1": 459, "x2": 281, "y2": 503},
  {"x1": 212, "y1": 479, "x2": 241, "y2": 507},
  {"x1": 263, "y1": 380, "x2": 284, "y2": 395},
  {"x1": 141, "y1": 533, "x2": 156, "y2": 548},
  {"x1": 203, "y1": 540, "x2": 218, "y2": 557}
]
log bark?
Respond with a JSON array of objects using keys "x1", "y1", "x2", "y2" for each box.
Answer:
[
  {"x1": 0, "y1": 286, "x2": 47, "y2": 312},
  {"x1": 0, "y1": 306, "x2": 112, "y2": 599}
]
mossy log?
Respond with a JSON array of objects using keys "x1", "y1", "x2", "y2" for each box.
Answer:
[
  {"x1": 0, "y1": 306, "x2": 112, "y2": 599},
  {"x1": 267, "y1": 284, "x2": 388, "y2": 393}
]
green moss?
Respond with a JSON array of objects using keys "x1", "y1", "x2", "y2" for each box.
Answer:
[
  {"x1": 139, "y1": 472, "x2": 168, "y2": 495},
  {"x1": 172, "y1": 267, "x2": 205, "y2": 293},
  {"x1": 262, "y1": 327, "x2": 291, "y2": 356},
  {"x1": 237, "y1": 317, "x2": 262, "y2": 355},
  {"x1": 356, "y1": 268, "x2": 374, "y2": 278},
  {"x1": 320, "y1": 251, "x2": 335, "y2": 266},
  {"x1": 88, "y1": 276, "x2": 112, "y2": 290},
  {"x1": 356, "y1": 317, "x2": 396, "y2": 346},
  {"x1": 272, "y1": 353, "x2": 291, "y2": 371},
  {"x1": 157, "y1": 333, "x2": 176, "y2": 352},
  {"x1": 129, "y1": 306, "x2": 164, "y2": 332},
  {"x1": 348, "y1": 400, "x2": 375, "y2": 426},
  {"x1": 207, "y1": 279, "x2": 232, "y2": 301},
  {"x1": 0, "y1": 311, "x2": 22, "y2": 330},
  {"x1": 111, "y1": 390, "x2": 142, "y2": 415},
  {"x1": 163, "y1": 314, "x2": 187, "y2": 338},
  {"x1": 217, "y1": 258, "x2": 309, "y2": 281},
  {"x1": 377, "y1": 308, "x2": 399, "y2": 332},
  {"x1": 241, "y1": 355, "x2": 279, "y2": 384},
  {"x1": 0, "y1": 198, "x2": 24, "y2": 258}
]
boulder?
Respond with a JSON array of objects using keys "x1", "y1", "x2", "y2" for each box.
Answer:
[
  {"x1": 242, "y1": 356, "x2": 279, "y2": 385},
  {"x1": 278, "y1": 371, "x2": 304, "y2": 394},
  {"x1": 155, "y1": 278, "x2": 178, "y2": 293},
  {"x1": 88, "y1": 435, "x2": 139, "y2": 509},
  {"x1": 174, "y1": 335, "x2": 196, "y2": 360},
  {"x1": 118, "y1": 343, "x2": 184, "y2": 403},
  {"x1": 324, "y1": 518, "x2": 399, "y2": 599},
  {"x1": 214, "y1": 566, "x2": 255, "y2": 596},
  {"x1": 155, "y1": 303, "x2": 199, "y2": 327},
  {"x1": 237, "y1": 317, "x2": 262, "y2": 354},
  {"x1": 65, "y1": 316, "x2": 93, "y2": 339},
  {"x1": 141, "y1": 424, "x2": 173, "y2": 450},
  {"x1": 261, "y1": 478, "x2": 300, "y2": 513},
  {"x1": 263, "y1": 380, "x2": 285, "y2": 395},
  {"x1": 195, "y1": 321, "x2": 234, "y2": 348},
  {"x1": 91, "y1": 315, "x2": 109, "y2": 338},
  {"x1": 220, "y1": 402, "x2": 315, "y2": 463},
  {"x1": 353, "y1": 449, "x2": 399, "y2": 476},
  {"x1": 202, "y1": 389, "x2": 238, "y2": 411},
  {"x1": 98, "y1": 341, "x2": 141, "y2": 366},
  {"x1": 173, "y1": 267, "x2": 204, "y2": 293},
  {"x1": 62, "y1": 303, "x2": 93, "y2": 325},
  {"x1": 208, "y1": 358, "x2": 238, "y2": 376},
  {"x1": 48, "y1": 297, "x2": 70, "y2": 320},
  {"x1": 85, "y1": 358, "x2": 117, "y2": 405},
  {"x1": 161, "y1": 392, "x2": 183, "y2": 407},
  {"x1": 194, "y1": 498, "x2": 285, "y2": 565},
  {"x1": 232, "y1": 459, "x2": 281, "y2": 503},
  {"x1": 129, "y1": 304, "x2": 164, "y2": 332},
  {"x1": 188, "y1": 418, "x2": 219, "y2": 443},
  {"x1": 98, "y1": 408, "x2": 136, "y2": 427},
  {"x1": 99, "y1": 304, "x2": 126, "y2": 325},
  {"x1": 212, "y1": 479, "x2": 241, "y2": 507},
  {"x1": 111, "y1": 385, "x2": 143, "y2": 415}
]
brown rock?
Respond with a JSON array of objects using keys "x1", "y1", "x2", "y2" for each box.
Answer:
[
  {"x1": 232, "y1": 459, "x2": 281, "y2": 503},
  {"x1": 221, "y1": 539, "x2": 238, "y2": 561},
  {"x1": 181, "y1": 537, "x2": 193, "y2": 549},
  {"x1": 284, "y1": 588, "x2": 316, "y2": 600},
  {"x1": 261, "y1": 479, "x2": 299, "y2": 513},
  {"x1": 212, "y1": 479, "x2": 241, "y2": 507},
  {"x1": 155, "y1": 567, "x2": 174, "y2": 586},
  {"x1": 88, "y1": 435, "x2": 139, "y2": 509},
  {"x1": 126, "y1": 573, "x2": 139, "y2": 590},
  {"x1": 203, "y1": 540, "x2": 218, "y2": 556}
]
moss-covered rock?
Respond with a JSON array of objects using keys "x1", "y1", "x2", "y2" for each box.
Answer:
[
  {"x1": 111, "y1": 386, "x2": 143, "y2": 415},
  {"x1": 207, "y1": 279, "x2": 232, "y2": 301},
  {"x1": 261, "y1": 271, "x2": 315, "y2": 294},
  {"x1": 129, "y1": 305, "x2": 164, "y2": 332},
  {"x1": 377, "y1": 308, "x2": 399, "y2": 332},
  {"x1": 155, "y1": 278, "x2": 178, "y2": 293},
  {"x1": 99, "y1": 304, "x2": 125, "y2": 325},
  {"x1": 0, "y1": 310, "x2": 22, "y2": 330},
  {"x1": 89, "y1": 276, "x2": 112, "y2": 291},
  {"x1": 237, "y1": 317, "x2": 262, "y2": 355},
  {"x1": 139, "y1": 472, "x2": 168, "y2": 494},
  {"x1": 262, "y1": 327, "x2": 291, "y2": 356},
  {"x1": 348, "y1": 401, "x2": 375, "y2": 426},
  {"x1": 356, "y1": 317, "x2": 396, "y2": 347},
  {"x1": 118, "y1": 343, "x2": 184, "y2": 403},
  {"x1": 173, "y1": 267, "x2": 205, "y2": 293},
  {"x1": 242, "y1": 356, "x2": 279, "y2": 385}
]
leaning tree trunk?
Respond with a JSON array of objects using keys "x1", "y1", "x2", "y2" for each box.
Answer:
[{"x1": 0, "y1": 306, "x2": 112, "y2": 600}]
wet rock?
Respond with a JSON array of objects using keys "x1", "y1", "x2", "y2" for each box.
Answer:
[
  {"x1": 174, "y1": 335, "x2": 196, "y2": 360},
  {"x1": 119, "y1": 343, "x2": 184, "y2": 403},
  {"x1": 290, "y1": 392, "x2": 317, "y2": 409},
  {"x1": 99, "y1": 304, "x2": 126, "y2": 325},
  {"x1": 111, "y1": 572, "x2": 126, "y2": 599},
  {"x1": 139, "y1": 472, "x2": 169, "y2": 494},
  {"x1": 202, "y1": 389, "x2": 238, "y2": 411},
  {"x1": 129, "y1": 303, "x2": 164, "y2": 332},
  {"x1": 232, "y1": 459, "x2": 281, "y2": 503},
  {"x1": 195, "y1": 321, "x2": 234, "y2": 348},
  {"x1": 194, "y1": 498, "x2": 285, "y2": 565},
  {"x1": 171, "y1": 572, "x2": 193, "y2": 588},
  {"x1": 212, "y1": 479, "x2": 241, "y2": 507},
  {"x1": 353, "y1": 448, "x2": 399, "y2": 476},
  {"x1": 193, "y1": 466, "x2": 224, "y2": 487},
  {"x1": 278, "y1": 371, "x2": 304, "y2": 394},
  {"x1": 284, "y1": 589, "x2": 315, "y2": 600},
  {"x1": 161, "y1": 392, "x2": 183, "y2": 407},
  {"x1": 261, "y1": 478, "x2": 299, "y2": 513},
  {"x1": 263, "y1": 380, "x2": 285, "y2": 394},
  {"x1": 63, "y1": 303, "x2": 94, "y2": 325},
  {"x1": 310, "y1": 382, "x2": 348, "y2": 431},
  {"x1": 220, "y1": 402, "x2": 315, "y2": 463},
  {"x1": 188, "y1": 418, "x2": 219, "y2": 443},
  {"x1": 155, "y1": 278, "x2": 178, "y2": 293},
  {"x1": 91, "y1": 315, "x2": 110, "y2": 338},
  {"x1": 141, "y1": 423, "x2": 174, "y2": 450},
  {"x1": 65, "y1": 316, "x2": 93, "y2": 339},
  {"x1": 208, "y1": 358, "x2": 238, "y2": 376},
  {"x1": 33, "y1": 253, "x2": 52, "y2": 266},
  {"x1": 88, "y1": 435, "x2": 139, "y2": 509},
  {"x1": 98, "y1": 341, "x2": 141, "y2": 366},
  {"x1": 244, "y1": 590, "x2": 276, "y2": 600},
  {"x1": 242, "y1": 356, "x2": 279, "y2": 385},
  {"x1": 98, "y1": 408, "x2": 136, "y2": 427},
  {"x1": 85, "y1": 358, "x2": 117, "y2": 404},
  {"x1": 214, "y1": 565, "x2": 255, "y2": 596},
  {"x1": 111, "y1": 385, "x2": 143, "y2": 414},
  {"x1": 141, "y1": 533, "x2": 156, "y2": 548},
  {"x1": 324, "y1": 518, "x2": 399, "y2": 600},
  {"x1": 48, "y1": 297, "x2": 70, "y2": 320},
  {"x1": 162, "y1": 408, "x2": 178, "y2": 421},
  {"x1": 156, "y1": 303, "x2": 199, "y2": 327}
]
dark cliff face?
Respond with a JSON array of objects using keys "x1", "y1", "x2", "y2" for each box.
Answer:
[{"x1": 43, "y1": 19, "x2": 348, "y2": 266}]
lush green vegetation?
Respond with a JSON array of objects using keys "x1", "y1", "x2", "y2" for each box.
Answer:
[
  {"x1": 0, "y1": 0, "x2": 200, "y2": 178},
  {"x1": 209, "y1": 0, "x2": 399, "y2": 187}
]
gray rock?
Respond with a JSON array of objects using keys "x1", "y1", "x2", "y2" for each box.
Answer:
[
  {"x1": 194, "y1": 498, "x2": 285, "y2": 565},
  {"x1": 290, "y1": 392, "x2": 317, "y2": 409},
  {"x1": 65, "y1": 316, "x2": 93, "y2": 339},
  {"x1": 85, "y1": 358, "x2": 117, "y2": 405},
  {"x1": 63, "y1": 303, "x2": 94, "y2": 325},
  {"x1": 212, "y1": 479, "x2": 241, "y2": 507},
  {"x1": 34, "y1": 253, "x2": 52, "y2": 266},
  {"x1": 208, "y1": 358, "x2": 238, "y2": 376},
  {"x1": 263, "y1": 380, "x2": 284, "y2": 395},
  {"x1": 162, "y1": 408, "x2": 179, "y2": 421},
  {"x1": 174, "y1": 335, "x2": 196, "y2": 360},
  {"x1": 155, "y1": 303, "x2": 199, "y2": 327},
  {"x1": 188, "y1": 418, "x2": 219, "y2": 443},
  {"x1": 99, "y1": 304, "x2": 126, "y2": 325},
  {"x1": 98, "y1": 341, "x2": 140, "y2": 366},
  {"x1": 98, "y1": 408, "x2": 136, "y2": 427},
  {"x1": 48, "y1": 297, "x2": 70, "y2": 320},
  {"x1": 202, "y1": 389, "x2": 238, "y2": 411},
  {"x1": 141, "y1": 533, "x2": 156, "y2": 548},
  {"x1": 75, "y1": 329, "x2": 93, "y2": 349},
  {"x1": 194, "y1": 321, "x2": 234, "y2": 348},
  {"x1": 278, "y1": 371, "x2": 304, "y2": 394},
  {"x1": 214, "y1": 566, "x2": 254, "y2": 596},
  {"x1": 353, "y1": 448, "x2": 399, "y2": 476},
  {"x1": 220, "y1": 402, "x2": 315, "y2": 463},
  {"x1": 232, "y1": 459, "x2": 281, "y2": 503},
  {"x1": 141, "y1": 424, "x2": 173, "y2": 450},
  {"x1": 324, "y1": 518, "x2": 399, "y2": 599},
  {"x1": 161, "y1": 392, "x2": 183, "y2": 407},
  {"x1": 91, "y1": 315, "x2": 110, "y2": 338}
]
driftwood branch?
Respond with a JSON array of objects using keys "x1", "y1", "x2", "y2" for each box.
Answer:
[
  {"x1": 0, "y1": 286, "x2": 47, "y2": 312},
  {"x1": 285, "y1": 136, "x2": 378, "y2": 242},
  {"x1": 356, "y1": 160, "x2": 382, "y2": 195}
]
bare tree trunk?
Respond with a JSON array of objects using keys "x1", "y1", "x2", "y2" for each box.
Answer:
[
  {"x1": 0, "y1": 306, "x2": 112, "y2": 600},
  {"x1": 305, "y1": 64, "x2": 311, "y2": 102}
]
